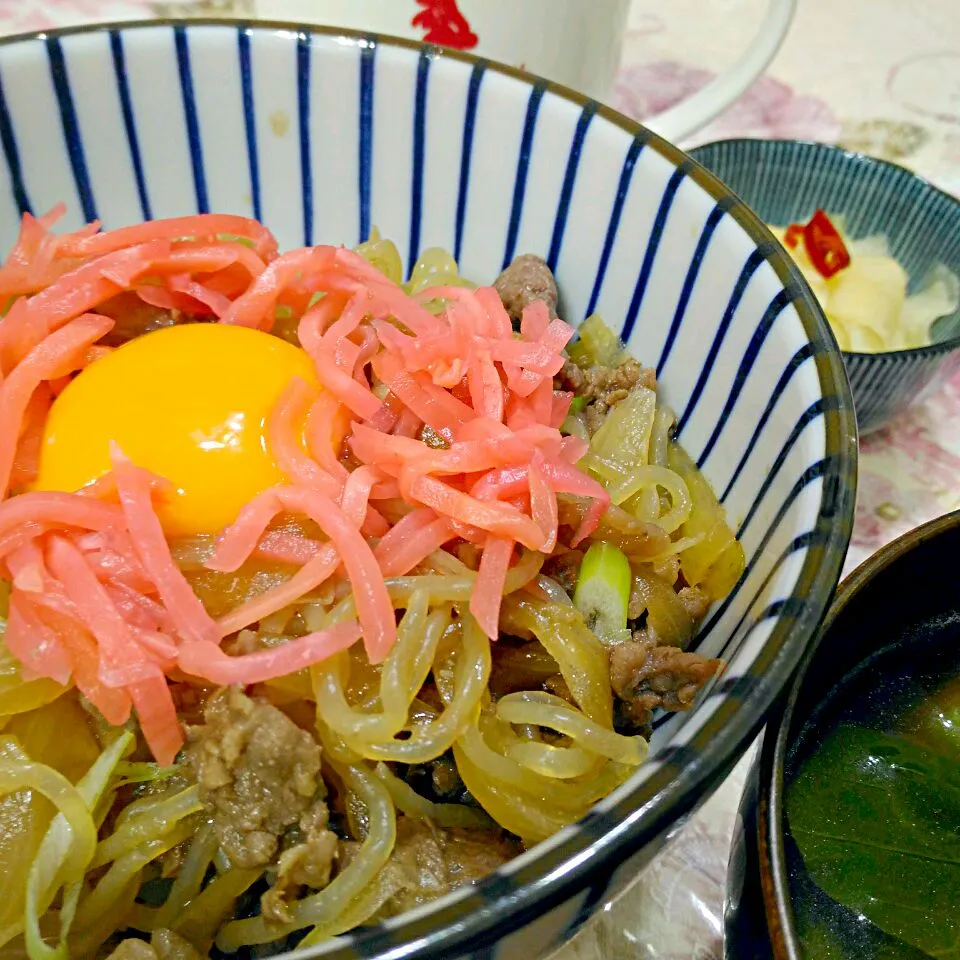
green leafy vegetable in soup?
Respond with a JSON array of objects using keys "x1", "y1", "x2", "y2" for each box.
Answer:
[{"x1": 787, "y1": 665, "x2": 960, "y2": 959}]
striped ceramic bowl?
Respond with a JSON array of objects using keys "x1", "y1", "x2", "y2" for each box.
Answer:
[
  {"x1": 0, "y1": 20, "x2": 856, "y2": 960},
  {"x1": 689, "y1": 139, "x2": 960, "y2": 436}
]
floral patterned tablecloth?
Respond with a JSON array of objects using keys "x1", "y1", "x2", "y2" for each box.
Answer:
[{"x1": 2, "y1": 0, "x2": 958, "y2": 957}]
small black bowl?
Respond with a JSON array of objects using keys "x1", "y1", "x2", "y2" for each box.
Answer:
[
  {"x1": 689, "y1": 139, "x2": 960, "y2": 436},
  {"x1": 725, "y1": 509, "x2": 960, "y2": 959}
]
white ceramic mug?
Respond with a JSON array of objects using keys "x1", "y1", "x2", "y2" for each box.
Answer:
[{"x1": 252, "y1": 0, "x2": 632, "y2": 102}]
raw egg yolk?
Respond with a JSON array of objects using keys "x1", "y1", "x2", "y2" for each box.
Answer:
[{"x1": 33, "y1": 323, "x2": 318, "y2": 537}]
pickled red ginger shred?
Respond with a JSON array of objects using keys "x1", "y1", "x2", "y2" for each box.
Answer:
[{"x1": 0, "y1": 209, "x2": 610, "y2": 764}]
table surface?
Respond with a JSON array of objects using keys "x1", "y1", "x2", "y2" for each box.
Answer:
[{"x1": 3, "y1": 1, "x2": 959, "y2": 957}]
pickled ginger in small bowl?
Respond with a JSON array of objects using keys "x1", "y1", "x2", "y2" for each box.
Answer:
[
  {"x1": 768, "y1": 210, "x2": 958, "y2": 354},
  {"x1": 689, "y1": 139, "x2": 960, "y2": 434}
]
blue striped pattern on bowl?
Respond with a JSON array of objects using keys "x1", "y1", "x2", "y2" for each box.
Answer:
[
  {"x1": 0, "y1": 21, "x2": 856, "y2": 960},
  {"x1": 689, "y1": 138, "x2": 960, "y2": 435}
]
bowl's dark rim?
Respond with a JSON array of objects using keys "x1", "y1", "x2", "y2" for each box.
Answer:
[
  {"x1": 688, "y1": 137, "x2": 960, "y2": 364},
  {"x1": 757, "y1": 508, "x2": 960, "y2": 959},
  {"x1": 0, "y1": 19, "x2": 858, "y2": 959}
]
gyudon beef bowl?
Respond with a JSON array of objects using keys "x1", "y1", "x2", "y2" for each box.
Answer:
[{"x1": 0, "y1": 19, "x2": 856, "y2": 960}]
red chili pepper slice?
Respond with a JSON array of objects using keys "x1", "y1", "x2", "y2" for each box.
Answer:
[
  {"x1": 802, "y1": 209, "x2": 851, "y2": 279},
  {"x1": 784, "y1": 224, "x2": 804, "y2": 249}
]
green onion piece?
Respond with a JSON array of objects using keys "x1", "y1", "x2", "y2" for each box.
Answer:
[
  {"x1": 560, "y1": 414, "x2": 589, "y2": 441},
  {"x1": 568, "y1": 395, "x2": 587, "y2": 414},
  {"x1": 274, "y1": 305, "x2": 294, "y2": 320},
  {"x1": 216, "y1": 232, "x2": 256, "y2": 249},
  {"x1": 113, "y1": 761, "x2": 178, "y2": 786},
  {"x1": 573, "y1": 541, "x2": 632, "y2": 643},
  {"x1": 307, "y1": 291, "x2": 325, "y2": 309}
]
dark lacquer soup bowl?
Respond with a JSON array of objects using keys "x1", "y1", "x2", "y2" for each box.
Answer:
[{"x1": 727, "y1": 509, "x2": 960, "y2": 960}]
